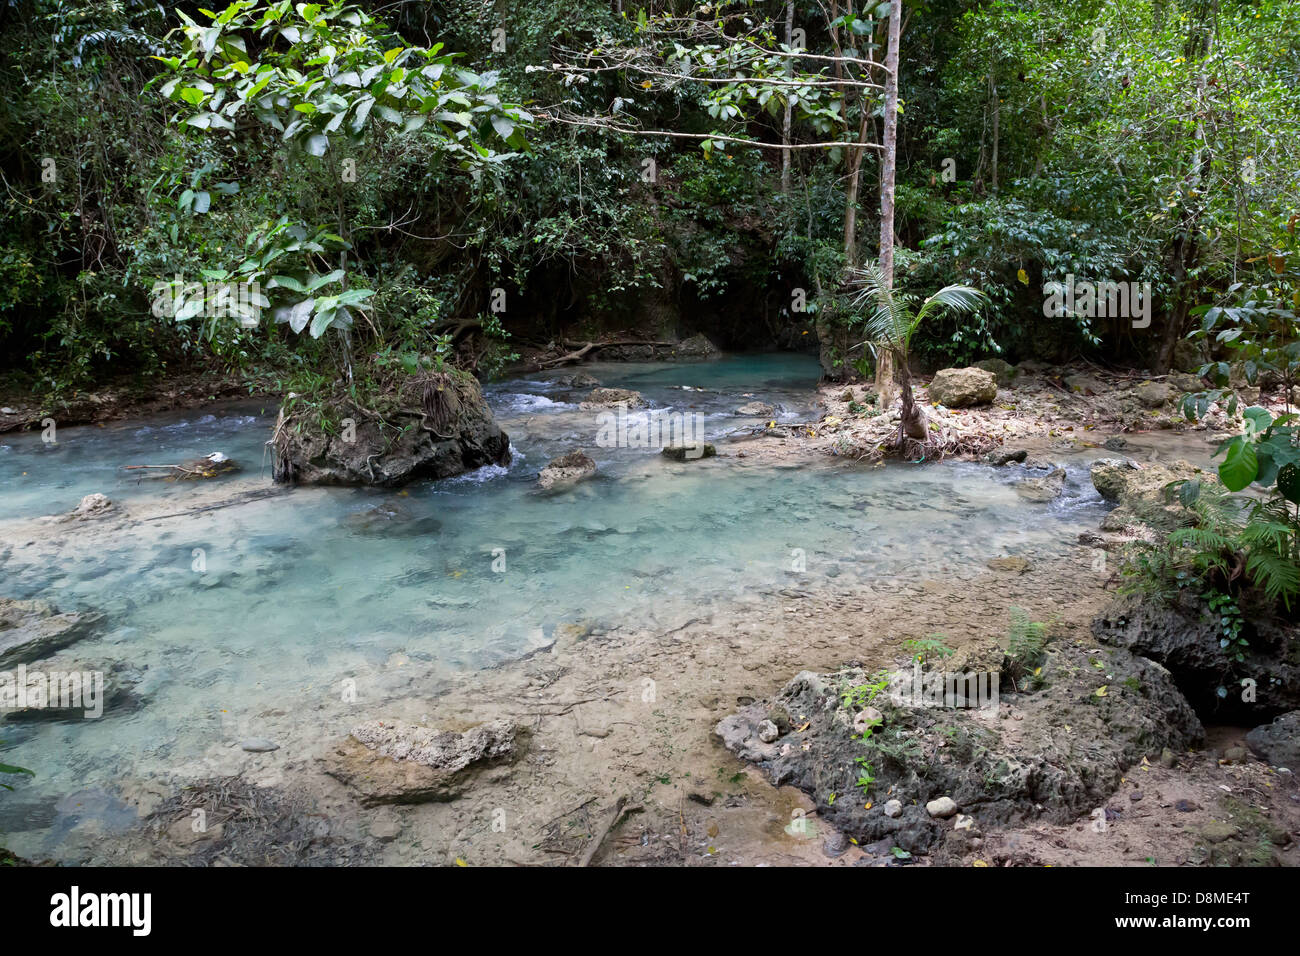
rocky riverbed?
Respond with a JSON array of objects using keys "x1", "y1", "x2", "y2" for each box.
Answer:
[{"x1": 2, "y1": 360, "x2": 1298, "y2": 867}]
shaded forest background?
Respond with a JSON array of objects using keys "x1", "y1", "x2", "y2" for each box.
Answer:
[{"x1": 1, "y1": 0, "x2": 1297, "y2": 398}]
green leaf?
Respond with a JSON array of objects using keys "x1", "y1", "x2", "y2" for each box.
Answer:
[
  {"x1": 1219, "y1": 439, "x2": 1259, "y2": 492},
  {"x1": 309, "y1": 307, "x2": 337, "y2": 338},
  {"x1": 491, "y1": 115, "x2": 515, "y2": 140},
  {"x1": 305, "y1": 133, "x2": 329, "y2": 156}
]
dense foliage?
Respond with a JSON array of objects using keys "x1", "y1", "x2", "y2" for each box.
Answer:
[{"x1": 1, "y1": 0, "x2": 1298, "y2": 395}]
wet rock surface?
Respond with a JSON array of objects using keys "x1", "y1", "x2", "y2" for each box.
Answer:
[
  {"x1": 537, "y1": 450, "x2": 597, "y2": 490},
  {"x1": 579, "y1": 387, "x2": 649, "y2": 409},
  {"x1": 1090, "y1": 457, "x2": 1204, "y2": 529},
  {"x1": 0, "y1": 598, "x2": 103, "y2": 669}
]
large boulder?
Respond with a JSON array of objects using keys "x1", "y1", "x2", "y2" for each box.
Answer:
[
  {"x1": 271, "y1": 373, "x2": 509, "y2": 487},
  {"x1": 537, "y1": 450, "x2": 596, "y2": 490},
  {"x1": 0, "y1": 599, "x2": 102, "y2": 669},
  {"x1": 974, "y1": 358, "x2": 1018, "y2": 388},
  {"x1": 926, "y1": 367, "x2": 998, "y2": 408},
  {"x1": 672, "y1": 334, "x2": 721, "y2": 359},
  {"x1": 1246, "y1": 712, "x2": 1300, "y2": 769},
  {"x1": 321, "y1": 719, "x2": 523, "y2": 806},
  {"x1": 1090, "y1": 457, "x2": 1204, "y2": 530},
  {"x1": 1093, "y1": 593, "x2": 1300, "y2": 721}
]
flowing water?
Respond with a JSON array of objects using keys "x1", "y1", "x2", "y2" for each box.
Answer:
[{"x1": 0, "y1": 354, "x2": 1114, "y2": 859}]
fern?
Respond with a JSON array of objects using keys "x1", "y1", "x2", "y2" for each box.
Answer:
[
  {"x1": 1245, "y1": 548, "x2": 1300, "y2": 610},
  {"x1": 1007, "y1": 607, "x2": 1047, "y2": 663}
]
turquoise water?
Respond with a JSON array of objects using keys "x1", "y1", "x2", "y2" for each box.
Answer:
[{"x1": 0, "y1": 354, "x2": 1107, "y2": 858}]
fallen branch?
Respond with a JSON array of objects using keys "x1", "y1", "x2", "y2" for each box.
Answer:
[{"x1": 577, "y1": 794, "x2": 629, "y2": 868}]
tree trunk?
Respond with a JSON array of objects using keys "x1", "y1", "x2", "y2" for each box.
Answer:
[
  {"x1": 781, "y1": 1, "x2": 793, "y2": 193},
  {"x1": 872, "y1": 0, "x2": 902, "y2": 409},
  {"x1": 989, "y1": 70, "x2": 1000, "y2": 194}
]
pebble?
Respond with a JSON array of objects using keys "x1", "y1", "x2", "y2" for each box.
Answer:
[
  {"x1": 926, "y1": 796, "x2": 958, "y2": 818},
  {"x1": 240, "y1": 738, "x2": 280, "y2": 753},
  {"x1": 883, "y1": 799, "x2": 903, "y2": 818},
  {"x1": 757, "y1": 719, "x2": 779, "y2": 743}
]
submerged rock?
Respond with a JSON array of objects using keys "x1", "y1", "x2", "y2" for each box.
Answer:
[
  {"x1": 240, "y1": 738, "x2": 280, "y2": 753},
  {"x1": 0, "y1": 598, "x2": 102, "y2": 669},
  {"x1": 1015, "y1": 467, "x2": 1065, "y2": 502},
  {"x1": 321, "y1": 719, "x2": 522, "y2": 806},
  {"x1": 926, "y1": 367, "x2": 997, "y2": 408},
  {"x1": 736, "y1": 401, "x2": 776, "y2": 417},
  {"x1": 271, "y1": 374, "x2": 509, "y2": 487},
  {"x1": 661, "y1": 443, "x2": 716, "y2": 461},
  {"x1": 537, "y1": 450, "x2": 597, "y2": 490}
]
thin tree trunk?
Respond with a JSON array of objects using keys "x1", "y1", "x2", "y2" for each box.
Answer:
[
  {"x1": 989, "y1": 70, "x2": 1000, "y2": 194},
  {"x1": 873, "y1": 1, "x2": 902, "y2": 408},
  {"x1": 781, "y1": 1, "x2": 793, "y2": 193}
]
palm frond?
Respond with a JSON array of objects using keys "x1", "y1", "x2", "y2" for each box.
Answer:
[{"x1": 914, "y1": 285, "x2": 988, "y2": 325}]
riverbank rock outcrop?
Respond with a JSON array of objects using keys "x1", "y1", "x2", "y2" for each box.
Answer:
[
  {"x1": 271, "y1": 373, "x2": 509, "y2": 486},
  {"x1": 716, "y1": 634, "x2": 1201, "y2": 854}
]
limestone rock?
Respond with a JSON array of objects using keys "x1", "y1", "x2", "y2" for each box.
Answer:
[
  {"x1": 926, "y1": 368, "x2": 998, "y2": 408},
  {"x1": 0, "y1": 599, "x2": 102, "y2": 669},
  {"x1": 1090, "y1": 457, "x2": 1203, "y2": 529},
  {"x1": 579, "y1": 387, "x2": 648, "y2": 409},
  {"x1": 271, "y1": 375, "x2": 509, "y2": 487},
  {"x1": 974, "y1": 358, "x2": 1017, "y2": 388},
  {"x1": 321, "y1": 719, "x2": 522, "y2": 806},
  {"x1": 1135, "y1": 381, "x2": 1170, "y2": 408},
  {"x1": 926, "y1": 796, "x2": 958, "y2": 818},
  {"x1": 1246, "y1": 711, "x2": 1300, "y2": 769},
  {"x1": 661, "y1": 443, "x2": 717, "y2": 461},
  {"x1": 1016, "y1": 468, "x2": 1066, "y2": 502},
  {"x1": 672, "y1": 333, "x2": 721, "y2": 359},
  {"x1": 736, "y1": 401, "x2": 775, "y2": 417},
  {"x1": 537, "y1": 450, "x2": 596, "y2": 490}
]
